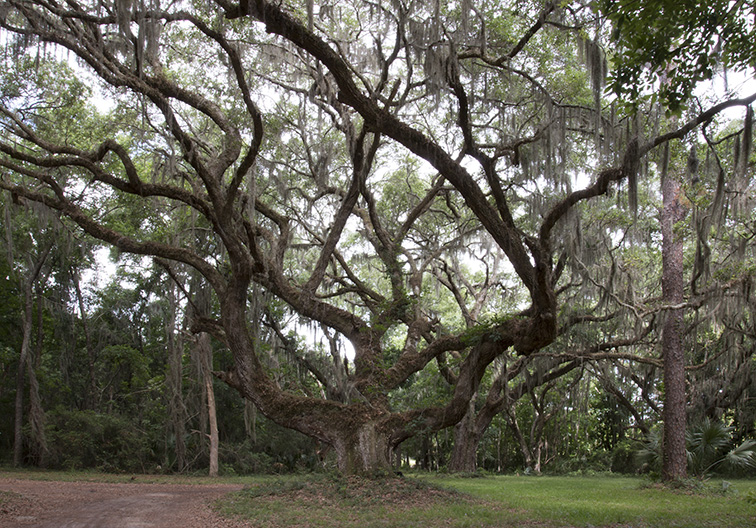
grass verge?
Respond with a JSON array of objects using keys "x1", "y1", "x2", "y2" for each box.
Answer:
[{"x1": 0, "y1": 467, "x2": 258, "y2": 485}]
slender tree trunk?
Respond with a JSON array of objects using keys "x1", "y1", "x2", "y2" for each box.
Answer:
[
  {"x1": 188, "y1": 272, "x2": 219, "y2": 477},
  {"x1": 72, "y1": 272, "x2": 97, "y2": 410},
  {"x1": 533, "y1": 442, "x2": 543, "y2": 474},
  {"x1": 504, "y1": 405, "x2": 534, "y2": 471},
  {"x1": 25, "y1": 347, "x2": 47, "y2": 466},
  {"x1": 13, "y1": 248, "x2": 50, "y2": 467},
  {"x1": 198, "y1": 332, "x2": 219, "y2": 477},
  {"x1": 26, "y1": 283, "x2": 48, "y2": 467},
  {"x1": 661, "y1": 145, "x2": 688, "y2": 481},
  {"x1": 166, "y1": 284, "x2": 187, "y2": 472},
  {"x1": 12, "y1": 299, "x2": 31, "y2": 466}
]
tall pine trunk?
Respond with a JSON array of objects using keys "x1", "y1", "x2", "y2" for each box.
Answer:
[{"x1": 661, "y1": 145, "x2": 688, "y2": 481}]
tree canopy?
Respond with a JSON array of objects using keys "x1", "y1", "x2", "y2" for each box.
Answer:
[{"x1": 601, "y1": 0, "x2": 756, "y2": 111}]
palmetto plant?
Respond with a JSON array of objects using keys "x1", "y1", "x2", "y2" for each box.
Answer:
[
  {"x1": 638, "y1": 419, "x2": 756, "y2": 478},
  {"x1": 687, "y1": 419, "x2": 756, "y2": 477}
]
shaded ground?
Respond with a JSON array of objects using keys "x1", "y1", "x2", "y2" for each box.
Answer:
[{"x1": 0, "y1": 477, "x2": 249, "y2": 528}]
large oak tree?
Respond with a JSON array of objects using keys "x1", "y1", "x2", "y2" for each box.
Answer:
[{"x1": 1, "y1": 0, "x2": 753, "y2": 473}]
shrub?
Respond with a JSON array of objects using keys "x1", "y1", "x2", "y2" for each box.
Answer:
[
  {"x1": 219, "y1": 441, "x2": 275, "y2": 474},
  {"x1": 45, "y1": 407, "x2": 158, "y2": 472},
  {"x1": 611, "y1": 438, "x2": 641, "y2": 474}
]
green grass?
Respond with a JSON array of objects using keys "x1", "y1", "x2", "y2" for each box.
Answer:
[
  {"x1": 428, "y1": 474, "x2": 756, "y2": 527},
  {"x1": 217, "y1": 473, "x2": 756, "y2": 528}
]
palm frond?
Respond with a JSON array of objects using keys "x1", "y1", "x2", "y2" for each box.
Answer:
[{"x1": 724, "y1": 439, "x2": 756, "y2": 470}]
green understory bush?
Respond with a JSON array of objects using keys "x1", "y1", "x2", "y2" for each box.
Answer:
[
  {"x1": 44, "y1": 407, "x2": 159, "y2": 472},
  {"x1": 219, "y1": 441, "x2": 275, "y2": 474}
]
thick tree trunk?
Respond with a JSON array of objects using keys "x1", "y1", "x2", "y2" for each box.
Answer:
[
  {"x1": 448, "y1": 394, "x2": 480, "y2": 472},
  {"x1": 661, "y1": 147, "x2": 688, "y2": 482},
  {"x1": 217, "y1": 275, "x2": 553, "y2": 475},
  {"x1": 332, "y1": 422, "x2": 393, "y2": 474},
  {"x1": 448, "y1": 425, "x2": 481, "y2": 472}
]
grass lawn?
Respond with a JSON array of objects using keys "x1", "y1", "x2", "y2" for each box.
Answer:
[
  {"x1": 216, "y1": 473, "x2": 756, "y2": 528},
  {"x1": 428, "y1": 474, "x2": 756, "y2": 527}
]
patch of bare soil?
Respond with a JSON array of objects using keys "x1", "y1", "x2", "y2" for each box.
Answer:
[{"x1": 0, "y1": 477, "x2": 250, "y2": 528}]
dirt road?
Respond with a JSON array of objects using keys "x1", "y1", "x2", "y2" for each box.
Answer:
[{"x1": 0, "y1": 477, "x2": 250, "y2": 528}]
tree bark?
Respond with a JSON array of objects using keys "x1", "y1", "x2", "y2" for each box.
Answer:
[
  {"x1": 661, "y1": 146, "x2": 688, "y2": 482},
  {"x1": 448, "y1": 393, "x2": 481, "y2": 472},
  {"x1": 12, "y1": 297, "x2": 31, "y2": 466},
  {"x1": 333, "y1": 422, "x2": 393, "y2": 474},
  {"x1": 25, "y1": 346, "x2": 47, "y2": 467}
]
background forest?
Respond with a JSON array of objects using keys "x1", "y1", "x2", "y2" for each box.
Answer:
[{"x1": 0, "y1": 0, "x2": 755, "y2": 480}]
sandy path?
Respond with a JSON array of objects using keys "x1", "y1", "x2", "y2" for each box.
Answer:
[{"x1": 0, "y1": 477, "x2": 250, "y2": 528}]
